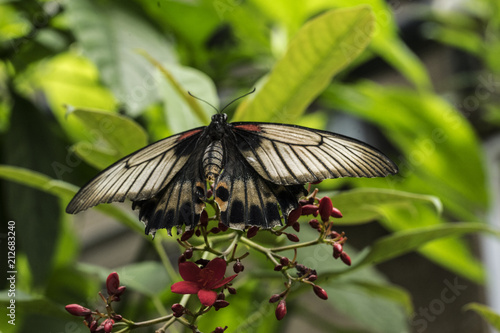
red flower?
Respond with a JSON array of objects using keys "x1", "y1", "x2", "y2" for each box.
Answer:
[{"x1": 171, "y1": 258, "x2": 237, "y2": 306}]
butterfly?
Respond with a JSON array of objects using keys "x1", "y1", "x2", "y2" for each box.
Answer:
[{"x1": 66, "y1": 96, "x2": 398, "y2": 236}]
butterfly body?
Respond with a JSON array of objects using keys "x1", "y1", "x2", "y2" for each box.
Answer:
[{"x1": 66, "y1": 113, "x2": 398, "y2": 236}]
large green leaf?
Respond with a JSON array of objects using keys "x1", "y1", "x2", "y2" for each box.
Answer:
[
  {"x1": 464, "y1": 303, "x2": 500, "y2": 330},
  {"x1": 66, "y1": 0, "x2": 176, "y2": 116},
  {"x1": 378, "y1": 203, "x2": 486, "y2": 282},
  {"x1": 0, "y1": 165, "x2": 144, "y2": 234},
  {"x1": 67, "y1": 107, "x2": 148, "y2": 169},
  {"x1": 330, "y1": 188, "x2": 441, "y2": 225},
  {"x1": 234, "y1": 5, "x2": 374, "y2": 122},
  {"x1": 324, "y1": 82, "x2": 488, "y2": 220},
  {"x1": 250, "y1": 0, "x2": 431, "y2": 91},
  {"x1": 354, "y1": 223, "x2": 499, "y2": 271},
  {"x1": 2, "y1": 95, "x2": 67, "y2": 287},
  {"x1": 26, "y1": 52, "x2": 117, "y2": 143}
]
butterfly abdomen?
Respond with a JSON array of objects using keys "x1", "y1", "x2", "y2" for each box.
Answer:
[{"x1": 203, "y1": 141, "x2": 224, "y2": 182}]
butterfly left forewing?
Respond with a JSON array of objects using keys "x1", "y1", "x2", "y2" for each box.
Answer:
[
  {"x1": 66, "y1": 127, "x2": 204, "y2": 214},
  {"x1": 231, "y1": 123, "x2": 398, "y2": 186}
]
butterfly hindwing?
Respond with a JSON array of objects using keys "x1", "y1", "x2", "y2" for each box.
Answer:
[
  {"x1": 231, "y1": 123, "x2": 398, "y2": 185},
  {"x1": 214, "y1": 141, "x2": 306, "y2": 229},
  {"x1": 133, "y1": 148, "x2": 207, "y2": 235}
]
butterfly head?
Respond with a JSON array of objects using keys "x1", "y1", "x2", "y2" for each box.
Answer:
[{"x1": 208, "y1": 113, "x2": 229, "y2": 139}]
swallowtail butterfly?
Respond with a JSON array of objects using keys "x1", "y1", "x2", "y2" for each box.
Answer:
[{"x1": 66, "y1": 96, "x2": 398, "y2": 236}]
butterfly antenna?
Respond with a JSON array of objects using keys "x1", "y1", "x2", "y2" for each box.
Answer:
[
  {"x1": 188, "y1": 91, "x2": 220, "y2": 114},
  {"x1": 219, "y1": 88, "x2": 256, "y2": 114}
]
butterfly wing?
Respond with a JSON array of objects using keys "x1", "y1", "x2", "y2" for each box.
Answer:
[
  {"x1": 66, "y1": 127, "x2": 205, "y2": 214},
  {"x1": 231, "y1": 123, "x2": 398, "y2": 185},
  {"x1": 133, "y1": 144, "x2": 207, "y2": 235},
  {"x1": 214, "y1": 140, "x2": 306, "y2": 229}
]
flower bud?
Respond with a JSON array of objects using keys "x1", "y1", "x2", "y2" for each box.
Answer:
[
  {"x1": 89, "y1": 320, "x2": 98, "y2": 332},
  {"x1": 292, "y1": 222, "x2": 300, "y2": 232},
  {"x1": 275, "y1": 300, "x2": 287, "y2": 320},
  {"x1": 318, "y1": 196, "x2": 333, "y2": 222},
  {"x1": 295, "y1": 264, "x2": 307, "y2": 274},
  {"x1": 103, "y1": 319, "x2": 114, "y2": 333},
  {"x1": 246, "y1": 226, "x2": 259, "y2": 238},
  {"x1": 298, "y1": 199, "x2": 309, "y2": 206},
  {"x1": 195, "y1": 229, "x2": 201, "y2": 237},
  {"x1": 217, "y1": 292, "x2": 225, "y2": 300},
  {"x1": 106, "y1": 272, "x2": 120, "y2": 296},
  {"x1": 228, "y1": 287, "x2": 237, "y2": 295},
  {"x1": 301, "y1": 204, "x2": 319, "y2": 216},
  {"x1": 65, "y1": 304, "x2": 92, "y2": 317},
  {"x1": 308, "y1": 274, "x2": 318, "y2": 282},
  {"x1": 274, "y1": 264, "x2": 283, "y2": 271},
  {"x1": 285, "y1": 233, "x2": 299, "y2": 242},
  {"x1": 178, "y1": 254, "x2": 186, "y2": 264},
  {"x1": 213, "y1": 326, "x2": 228, "y2": 333},
  {"x1": 181, "y1": 229, "x2": 195, "y2": 241},
  {"x1": 206, "y1": 189, "x2": 213, "y2": 198},
  {"x1": 213, "y1": 299, "x2": 230, "y2": 311},
  {"x1": 287, "y1": 207, "x2": 302, "y2": 225},
  {"x1": 331, "y1": 207, "x2": 343, "y2": 218},
  {"x1": 218, "y1": 222, "x2": 229, "y2": 232},
  {"x1": 313, "y1": 285, "x2": 328, "y2": 300},
  {"x1": 280, "y1": 257, "x2": 289, "y2": 266},
  {"x1": 113, "y1": 314, "x2": 123, "y2": 321},
  {"x1": 210, "y1": 227, "x2": 221, "y2": 234},
  {"x1": 200, "y1": 210, "x2": 209, "y2": 226},
  {"x1": 340, "y1": 252, "x2": 351, "y2": 266},
  {"x1": 329, "y1": 231, "x2": 340, "y2": 239},
  {"x1": 269, "y1": 294, "x2": 281, "y2": 303},
  {"x1": 233, "y1": 259, "x2": 244, "y2": 273},
  {"x1": 184, "y1": 248, "x2": 193, "y2": 259},
  {"x1": 333, "y1": 243, "x2": 343, "y2": 259},
  {"x1": 171, "y1": 303, "x2": 184, "y2": 317},
  {"x1": 309, "y1": 219, "x2": 320, "y2": 229}
]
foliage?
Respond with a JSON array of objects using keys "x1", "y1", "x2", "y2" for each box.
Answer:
[{"x1": 0, "y1": 0, "x2": 499, "y2": 332}]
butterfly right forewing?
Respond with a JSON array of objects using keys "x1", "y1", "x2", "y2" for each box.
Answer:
[{"x1": 231, "y1": 123, "x2": 398, "y2": 186}]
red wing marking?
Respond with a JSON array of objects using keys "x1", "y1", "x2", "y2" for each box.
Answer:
[
  {"x1": 233, "y1": 124, "x2": 262, "y2": 132},
  {"x1": 177, "y1": 128, "x2": 203, "y2": 141}
]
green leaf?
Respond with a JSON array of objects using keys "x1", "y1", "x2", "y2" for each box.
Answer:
[
  {"x1": 155, "y1": 63, "x2": 218, "y2": 132},
  {"x1": 354, "y1": 223, "x2": 499, "y2": 270},
  {"x1": 3, "y1": 95, "x2": 66, "y2": 286},
  {"x1": 234, "y1": 5, "x2": 374, "y2": 122},
  {"x1": 378, "y1": 203, "x2": 485, "y2": 282},
  {"x1": 324, "y1": 281, "x2": 410, "y2": 332},
  {"x1": 66, "y1": 0, "x2": 176, "y2": 115},
  {"x1": 78, "y1": 262, "x2": 170, "y2": 296},
  {"x1": 27, "y1": 52, "x2": 118, "y2": 143},
  {"x1": 324, "y1": 82, "x2": 488, "y2": 221},
  {"x1": 464, "y1": 303, "x2": 500, "y2": 330},
  {"x1": 66, "y1": 107, "x2": 148, "y2": 169},
  {"x1": 0, "y1": 165, "x2": 144, "y2": 234},
  {"x1": 331, "y1": 188, "x2": 441, "y2": 225}
]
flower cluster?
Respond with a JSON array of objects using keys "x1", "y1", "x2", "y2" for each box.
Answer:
[
  {"x1": 66, "y1": 189, "x2": 349, "y2": 331},
  {"x1": 65, "y1": 272, "x2": 125, "y2": 332}
]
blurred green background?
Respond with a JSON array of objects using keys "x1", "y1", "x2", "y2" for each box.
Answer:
[{"x1": 1, "y1": 0, "x2": 500, "y2": 332}]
